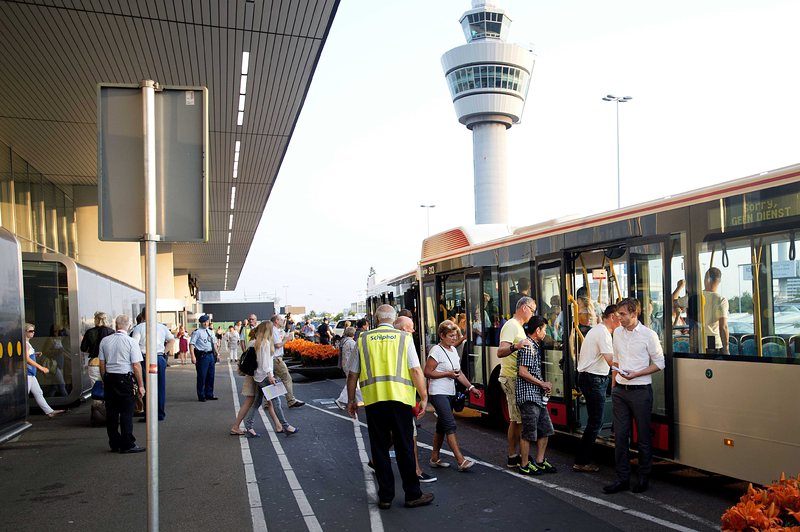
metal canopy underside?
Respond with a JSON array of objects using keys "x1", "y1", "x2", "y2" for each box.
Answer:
[{"x1": 0, "y1": 0, "x2": 339, "y2": 290}]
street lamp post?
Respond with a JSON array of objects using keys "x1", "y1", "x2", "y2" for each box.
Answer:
[
  {"x1": 420, "y1": 204, "x2": 436, "y2": 236},
  {"x1": 602, "y1": 94, "x2": 632, "y2": 209}
]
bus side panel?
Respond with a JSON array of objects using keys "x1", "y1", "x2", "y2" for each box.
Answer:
[
  {"x1": 674, "y1": 357, "x2": 800, "y2": 486},
  {"x1": 0, "y1": 229, "x2": 29, "y2": 441}
]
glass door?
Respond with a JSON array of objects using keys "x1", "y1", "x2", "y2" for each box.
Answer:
[
  {"x1": 465, "y1": 273, "x2": 484, "y2": 386},
  {"x1": 536, "y1": 261, "x2": 567, "y2": 427}
]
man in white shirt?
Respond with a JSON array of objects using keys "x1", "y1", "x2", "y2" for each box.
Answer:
[
  {"x1": 603, "y1": 298, "x2": 665, "y2": 495},
  {"x1": 130, "y1": 309, "x2": 175, "y2": 421},
  {"x1": 270, "y1": 314, "x2": 304, "y2": 408},
  {"x1": 573, "y1": 304, "x2": 619, "y2": 472}
]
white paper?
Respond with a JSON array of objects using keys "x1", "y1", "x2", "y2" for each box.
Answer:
[{"x1": 261, "y1": 381, "x2": 287, "y2": 400}]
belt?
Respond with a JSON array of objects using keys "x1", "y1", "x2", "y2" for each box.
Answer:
[
  {"x1": 196, "y1": 350, "x2": 213, "y2": 355},
  {"x1": 580, "y1": 372, "x2": 609, "y2": 379},
  {"x1": 616, "y1": 383, "x2": 651, "y2": 389}
]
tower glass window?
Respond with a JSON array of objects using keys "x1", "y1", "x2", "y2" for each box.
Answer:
[
  {"x1": 446, "y1": 65, "x2": 530, "y2": 99},
  {"x1": 462, "y1": 11, "x2": 507, "y2": 41}
]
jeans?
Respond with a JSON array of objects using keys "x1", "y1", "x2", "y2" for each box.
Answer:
[
  {"x1": 575, "y1": 372, "x2": 609, "y2": 465},
  {"x1": 245, "y1": 378, "x2": 289, "y2": 431},
  {"x1": 612, "y1": 385, "x2": 653, "y2": 482}
]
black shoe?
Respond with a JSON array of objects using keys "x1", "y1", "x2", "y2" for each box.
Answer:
[
  {"x1": 378, "y1": 501, "x2": 392, "y2": 510},
  {"x1": 289, "y1": 400, "x2": 305, "y2": 408},
  {"x1": 207, "y1": 396, "x2": 219, "y2": 400},
  {"x1": 120, "y1": 446, "x2": 146, "y2": 454},
  {"x1": 507, "y1": 454, "x2": 521, "y2": 468},
  {"x1": 632, "y1": 476, "x2": 649, "y2": 493},
  {"x1": 602, "y1": 480, "x2": 630, "y2": 494},
  {"x1": 405, "y1": 492, "x2": 434, "y2": 508},
  {"x1": 198, "y1": 398, "x2": 206, "y2": 402}
]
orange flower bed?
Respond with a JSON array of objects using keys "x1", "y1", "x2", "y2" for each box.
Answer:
[
  {"x1": 721, "y1": 473, "x2": 800, "y2": 531},
  {"x1": 284, "y1": 339, "x2": 339, "y2": 360}
]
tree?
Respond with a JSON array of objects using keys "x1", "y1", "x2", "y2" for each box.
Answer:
[
  {"x1": 333, "y1": 312, "x2": 344, "y2": 322},
  {"x1": 307, "y1": 310, "x2": 317, "y2": 319},
  {"x1": 729, "y1": 291, "x2": 754, "y2": 314}
]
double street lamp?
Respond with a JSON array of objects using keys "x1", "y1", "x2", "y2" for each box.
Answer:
[
  {"x1": 602, "y1": 94, "x2": 632, "y2": 209},
  {"x1": 420, "y1": 204, "x2": 436, "y2": 236}
]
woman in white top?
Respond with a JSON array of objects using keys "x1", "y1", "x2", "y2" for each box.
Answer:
[
  {"x1": 25, "y1": 323, "x2": 65, "y2": 418},
  {"x1": 242, "y1": 321, "x2": 298, "y2": 437},
  {"x1": 423, "y1": 320, "x2": 481, "y2": 471}
]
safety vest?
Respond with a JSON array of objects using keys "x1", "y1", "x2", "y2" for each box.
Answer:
[{"x1": 358, "y1": 325, "x2": 416, "y2": 407}]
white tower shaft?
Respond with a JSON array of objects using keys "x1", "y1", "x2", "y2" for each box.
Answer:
[{"x1": 472, "y1": 122, "x2": 508, "y2": 224}]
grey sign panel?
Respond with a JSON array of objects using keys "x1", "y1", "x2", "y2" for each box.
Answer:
[{"x1": 97, "y1": 84, "x2": 208, "y2": 242}]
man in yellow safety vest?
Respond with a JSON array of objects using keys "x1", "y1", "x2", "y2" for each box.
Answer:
[{"x1": 346, "y1": 304, "x2": 433, "y2": 510}]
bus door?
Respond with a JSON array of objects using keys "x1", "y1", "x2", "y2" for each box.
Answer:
[
  {"x1": 568, "y1": 247, "x2": 629, "y2": 437},
  {"x1": 536, "y1": 261, "x2": 568, "y2": 428},
  {"x1": 464, "y1": 272, "x2": 487, "y2": 408},
  {"x1": 628, "y1": 240, "x2": 674, "y2": 455}
]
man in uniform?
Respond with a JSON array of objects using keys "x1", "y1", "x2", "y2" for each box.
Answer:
[
  {"x1": 603, "y1": 298, "x2": 665, "y2": 494},
  {"x1": 497, "y1": 296, "x2": 536, "y2": 468},
  {"x1": 190, "y1": 314, "x2": 219, "y2": 401},
  {"x1": 99, "y1": 314, "x2": 145, "y2": 453},
  {"x1": 346, "y1": 304, "x2": 433, "y2": 509},
  {"x1": 131, "y1": 308, "x2": 175, "y2": 421}
]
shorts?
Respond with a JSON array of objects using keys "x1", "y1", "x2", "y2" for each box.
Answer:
[
  {"x1": 241, "y1": 375, "x2": 256, "y2": 397},
  {"x1": 429, "y1": 394, "x2": 457, "y2": 435},
  {"x1": 499, "y1": 376, "x2": 521, "y2": 423},
  {"x1": 520, "y1": 401, "x2": 554, "y2": 442}
]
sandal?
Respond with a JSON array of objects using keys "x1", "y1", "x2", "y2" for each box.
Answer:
[
  {"x1": 429, "y1": 458, "x2": 450, "y2": 468},
  {"x1": 245, "y1": 429, "x2": 261, "y2": 438},
  {"x1": 229, "y1": 429, "x2": 246, "y2": 435},
  {"x1": 47, "y1": 410, "x2": 65, "y2": 419},
  {"x1": 458, "y1": 458, "x2": 475, "y2": 472}
]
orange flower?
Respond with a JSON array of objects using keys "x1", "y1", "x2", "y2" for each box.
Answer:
[{"x1": 722, "y1": 473, "x2": 800, "y2": 531}]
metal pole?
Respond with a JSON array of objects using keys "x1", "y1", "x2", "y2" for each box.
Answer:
[
  {"x1": 615, "y1": 100, "x2": 621, "y2": 210},
  {"x1": 141, "y1": 79, "x2": 159, "y2": 532}
]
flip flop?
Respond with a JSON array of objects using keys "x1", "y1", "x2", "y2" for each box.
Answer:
[
  {"x1": 458, "y1": 459, "x2": 475, "y2": 472},
  {"x1": 429, "y1": 458, "x2": 450, "y2": 468},
  {"x1": 229, "y1": 429, "x2": 245, "y2": 435}
]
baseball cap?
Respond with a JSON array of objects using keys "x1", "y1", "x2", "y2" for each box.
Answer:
[{"x1": 198, "y1": 314, "x2": 210, "y2": 323}]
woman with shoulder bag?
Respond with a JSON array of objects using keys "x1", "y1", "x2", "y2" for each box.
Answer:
[{"x1": 424, "y1": 320, "x2": 481, "y2": 471}]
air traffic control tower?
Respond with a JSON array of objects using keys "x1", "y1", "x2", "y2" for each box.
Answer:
[{"x1": 442, "y1": 1, "x2": 535, "y2": 225}]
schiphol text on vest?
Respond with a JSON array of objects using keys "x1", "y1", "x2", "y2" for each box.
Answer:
[{"x1": 358, "y1": 329, "x2": 416, "y2": 406}]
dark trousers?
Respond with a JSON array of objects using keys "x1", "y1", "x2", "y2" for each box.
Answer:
[
  {"x1": 365, "y1": 401, "x2": 422, "y2": 503},
  {"x1": 105, "y1": 373, "x2": 136, "y2": 451},
  {"x1": 612, "y1": 385, "x2": 653, "y2": 482},
  {"x1": 195, "y1": 352, "x2": 215, "y2": 399},
  {"x1": 575, "y1": 372, "x2": 609, "y2": 465},
  {"x1": 157, "y1": 354, "x2": 167, "y2": 419}
]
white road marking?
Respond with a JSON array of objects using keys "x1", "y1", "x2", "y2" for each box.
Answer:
[
  {"x1": 226, "y1": 363, "x2": 268, "y2": 532},
  {"x1": 257, "y1": 400, "x2": 323, "y2": 532},
  {"x1": 307, "y1": 402, "x2": 712, "y2": 532}
]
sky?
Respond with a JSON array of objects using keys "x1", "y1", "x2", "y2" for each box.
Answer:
[{"x1": 226, "y1": 0, "x2": 800, "y2": 313}]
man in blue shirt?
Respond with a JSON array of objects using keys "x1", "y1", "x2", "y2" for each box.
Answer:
[
  {"x1": 131, "y1": 308, "x2": 175, "y2": 420},
  {"x1": 190, "y1": 315, "x2": 219, "y2": 401}
]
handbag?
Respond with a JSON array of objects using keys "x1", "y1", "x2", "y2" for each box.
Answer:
[
  {"x1": 238, "y1": 346, "x2": 257, "y2": 376},
  {"x1": 90, "y1": 380, "x2": 104, "y2": 400},
  {"x1": 436, "y1": 345, "x2": 468, "y2": 412}
]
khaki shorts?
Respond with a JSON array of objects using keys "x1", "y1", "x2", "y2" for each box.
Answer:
[
  {"x1": 499, "y1": 375, "x2": 521, "y2": 423},
  {"x1": 241, "y1": 375, "x2": 256, "y2": 397}
]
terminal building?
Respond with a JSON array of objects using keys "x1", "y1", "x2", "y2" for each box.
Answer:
[{"x1": 0, "y1": 0, "x2": 341, "y2": 439}]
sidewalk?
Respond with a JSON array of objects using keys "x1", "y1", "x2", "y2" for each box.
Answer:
[{"x1": 0, "y1": 362, "x2": 252, "y2": 532}]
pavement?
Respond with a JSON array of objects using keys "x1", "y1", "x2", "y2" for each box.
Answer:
[{"x1": 1, "y1": 359, "x2": 741, "y2": 531}]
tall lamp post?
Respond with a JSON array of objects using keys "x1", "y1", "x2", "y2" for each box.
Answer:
[
  {"x1": 602, "y1": 94, "x2": 632, "y2": 209},
  {"x1": 420, "y1": 204, "x2": 436, "y2": 236}
]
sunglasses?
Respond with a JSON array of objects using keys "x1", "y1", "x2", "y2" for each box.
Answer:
[{"x1": 27, "y1": 330, "x2": 35, "y2": 333}]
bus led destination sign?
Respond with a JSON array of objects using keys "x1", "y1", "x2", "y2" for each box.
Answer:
[{"x1": 709, "y1": 192, "x2": 800, "y2": 230}]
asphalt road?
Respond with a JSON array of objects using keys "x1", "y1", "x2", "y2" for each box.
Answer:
[{"x1": 1, "y1": 361, "x2": 746, "y2": 531}]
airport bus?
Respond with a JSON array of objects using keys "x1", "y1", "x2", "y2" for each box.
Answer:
[{"x1": 376, "y1": 163, "x2": 800, "y2": 485}]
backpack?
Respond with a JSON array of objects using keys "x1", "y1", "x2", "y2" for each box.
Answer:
[{"x1": 238, "y1": 346, "x2": 257, "y2": 376}]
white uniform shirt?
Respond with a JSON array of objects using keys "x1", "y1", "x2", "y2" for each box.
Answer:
[
  {"x1": 272, "y1": 326, "x2": 285, "y2": 358},
  {"x1": 130, "y1": 322, "x2": 175, "y2": 354},
  {"x1": 347, "y1": 324, "x2": 421, "y2": 373},
  {"x1": 612, "y1": 322, "x2": 665, "y2": 385},
  {"x1": 99, "y1": 331, "x2": 143, "y2": 374},
  {"x1": 577, "y1": 323, "x2": 613, "y2": 375}
]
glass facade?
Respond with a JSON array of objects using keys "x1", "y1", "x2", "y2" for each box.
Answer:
[
  {"x1": 462, "y1": 11, "x2": 507, "y2": 41},
  {"x1": 446, "y1": 65, "x2": 529, "y2": 99},
  {"x1": 0, "y1": 140, "x2": 77, "y2": 257}
]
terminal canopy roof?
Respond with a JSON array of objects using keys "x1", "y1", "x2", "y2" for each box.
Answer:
[{"x1": 0, "y1": 0, "x2": 340, "y2": 290}]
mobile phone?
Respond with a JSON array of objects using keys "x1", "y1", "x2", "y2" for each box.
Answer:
[{"x1": 612, "y1": 367, "x2": 630, "y2": 377}]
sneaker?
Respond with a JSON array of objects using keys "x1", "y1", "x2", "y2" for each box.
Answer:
[
  {"x1": 518, "y1": 461, "x2": 541, "y2": 476},
  {"x1": 289, "y1": 400, "x2": 305, "y2": 408},
  {"x1": 572, "y1": 463, "x2": 600, "y2": 473},
  {"x1": 536, "y1": 459, "x2": 558, "y2": 474},
  {"x1": 417, "y1": 472, "x2": 437, "y2": 483},
  {"x1": 507, "y1": 454, "x2": 521, "y2": 468},
  {"x1": 404, "y1": 492, "x2": 434, "y2": 508}
]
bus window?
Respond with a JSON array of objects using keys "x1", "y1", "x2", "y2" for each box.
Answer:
[
  {"x1": 422, "y1": 281, "x2": 437, "y2": 353},
  {"x1": 465, "y1": 275, "x2": 484, "y2": 383},
  {"x1": 669, "y1": 235, "x2": 692, "y2": 353},
  {"x1": 537, "y1": 263, "x2": 564, "y2": 399},
  {"x1": 756, "y1": 233, "x2": 798, "y2": 357},
  {"x1": 482, "y1": 269, "x2": 500, "y2": 347},
  {"x1": 695, "y1": 238, "x2": 752, "y2": 356},
  {"x1": 500, "y1": 264, "x2": 532, "y2": 320}
]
